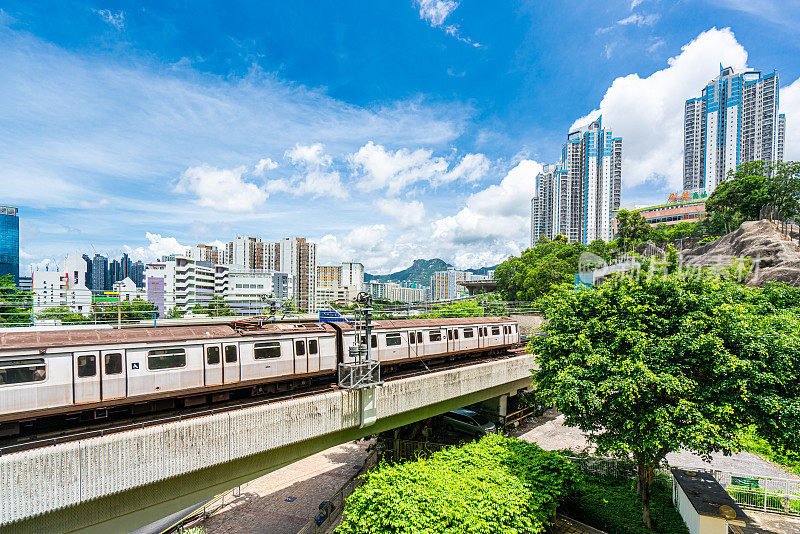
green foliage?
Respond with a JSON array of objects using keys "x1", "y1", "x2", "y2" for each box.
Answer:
[
  {"x1": 35, "y1": 306, "x2": 94, "y2": 324},
  {"x1": 563, "y1": 476, "x2": 688, "y2": 534},
  {"x1": 166, "y1": 307, "x2": 184, "y2": 318},
  {"x1": 336, "y1": 434, "x2": 581, "y2": 534},
  {"x1": 705, "y1": 160, "x2": 800, "y2": 233},
  {"x1": 738, "y1": 425, "x2": 800, "y2": 476},
  {"x1": 495, "y1": 236, "x2": 605, "y2": 301},
  {"x1": 417, "y1": 301, "x2": 486, "y2": 318},
  {"x1": 92, "y1": 298, "x2": 158, "y2": 323},
  {"x1": 616, "y1": 210, "x2": 652, "y2": 251},
  {"x1": 0, "y1": 274, "x2": 32, "y2": 326},
  {"x1": 532, "y1": 273, "x2": 800, "y2": 528}
]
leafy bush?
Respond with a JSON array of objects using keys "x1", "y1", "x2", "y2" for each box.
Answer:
[
  {"x1": 739, "y1": 425, "x2": 800, "y2": 476},
  {"x1": 562, "y1": 476, "x2": 688, "y2": 534},
  {"x1": 697, "y1": 235, "x2": 719, "y2": 245},
  {"x1": 336, "y1": 434, "x2": 581, "y2": 534}
]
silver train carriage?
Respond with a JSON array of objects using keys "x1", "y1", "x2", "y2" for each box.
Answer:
[{"x1": 0, "y1": 317, "x2": 519, "y2": 434}]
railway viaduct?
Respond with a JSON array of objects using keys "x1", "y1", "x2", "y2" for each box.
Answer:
[{"x1": 0, "y1": 353, "x2": 535, "y2": 534}]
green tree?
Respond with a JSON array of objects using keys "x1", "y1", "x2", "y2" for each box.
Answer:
[
  {"x1": 0, "y1": 274, "x2": 32, "y2": 326},
  {"x1": 495, "y1": 236, "x2": 595, "y2": 301},
  {"x1": 337, "y1": 435, "x2": 580, "y2": 534},
  {"x1": 616, "y1": 209, "x2": 652, "y2": 251},
  {"x1": 532, "y1": 273, "x2": 800, "y2": 529},
  {"x1": 35, "y1": 306, "x2": 93, "y2": 324}
]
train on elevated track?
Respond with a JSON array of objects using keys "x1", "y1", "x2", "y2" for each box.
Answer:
[{"x1": 0, "y1": 317, "x2": 519, "y2": 436}]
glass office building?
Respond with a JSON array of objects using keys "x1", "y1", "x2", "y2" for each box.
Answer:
[{"x1": 0, "y1": 205, "x2": 19, "y2": 284}]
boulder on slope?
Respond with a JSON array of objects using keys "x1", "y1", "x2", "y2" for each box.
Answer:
[{"x1": 681, "y1": 220, "x2": 800, "y2": 287}]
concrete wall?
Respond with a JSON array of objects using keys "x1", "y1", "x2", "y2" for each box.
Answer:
[
  {"x1": 510, "y1": 313, "x2": 545, "y2": 336},
  {"x1": 0, "y1": 355, "x2": 534, "y2": 534}
]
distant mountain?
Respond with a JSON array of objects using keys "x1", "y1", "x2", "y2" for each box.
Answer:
[{"x1": 365, "y1": 258, "x2": 500, "y2": 286}]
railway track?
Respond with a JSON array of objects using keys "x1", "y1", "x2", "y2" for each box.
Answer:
[{"x1": 0, "y1": 351, "x2": 522, "y2": 456}]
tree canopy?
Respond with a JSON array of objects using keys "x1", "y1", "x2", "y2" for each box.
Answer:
[
  {"x1": 494, "y1": 236, "x2": 610, "y2": 301},
  {"x1": 0, "y1": 274, "x2": 31, "y2": 326},
  {"x1": 532, "y1": 273, "x2": 800, "y2": 529},
  {"x1": 337, "y1": 434, "x2": 580, "y2": 534}
]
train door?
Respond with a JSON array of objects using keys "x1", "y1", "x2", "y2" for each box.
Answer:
[
  {"x1": 294, "y1": 338, "x2": 308, "y2": 374},
  {"x1": 73, "y1": 351, "x2": 101, "y2": 404},
  {"x1": 100, "y1": 350, "x2": 126, "y2": 400},
  {"x1": 204, "y1": 343, "x2": 223, "y2": 386},
  {"x1": 408, "y1": 330, "x2": 420, "y2": 358},
  {"x1": 307, "y1": 337, "x2": 320, "y2": 373},
  {"x1": 223, "y1": 343, "x2": 240, "y2": 383}
]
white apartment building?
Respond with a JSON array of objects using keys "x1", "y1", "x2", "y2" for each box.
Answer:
[
  {"x1": 32, "y1": 252, "x2": 93, "y2": 318},
  {"x1": 684, "y1": 66, "x2": 786, "y2": 193},
  {"x1": 531, "y1": 116, "x2": 622, "y2": 245},
  {"x1": 145, "y1": 257, "x2": 215, "y2": 316},
  {"x1": 366, "y1": 281, "x2": 426, "y2": 304},
  {"x1": 216, "y1": 265, "x2": 289, "y2": 315}
]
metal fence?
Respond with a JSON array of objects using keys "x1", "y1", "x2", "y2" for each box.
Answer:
[
  {"x1": 562, "y1": 454, "x2": 800, "y2": 517},
  {"x1": 760, "y1": 203, "x2": 800, "y2": 245}
]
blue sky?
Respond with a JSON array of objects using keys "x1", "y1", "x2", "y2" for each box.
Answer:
[{"x1": 3, "y1": 0, "x2": 800, "y2": 273}]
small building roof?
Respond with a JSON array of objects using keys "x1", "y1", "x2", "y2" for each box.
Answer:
[{"x1": 671, "y1": 468, "x2": 748, "y2": 521}]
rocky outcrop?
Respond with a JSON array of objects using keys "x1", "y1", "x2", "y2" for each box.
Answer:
[{"x1": 681, "y1": 220, "x2": 800, "y2": 287}]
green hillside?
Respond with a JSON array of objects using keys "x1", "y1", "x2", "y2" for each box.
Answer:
[{"x1": 365, "y1": 259, "x2": 499, "y2": 286}]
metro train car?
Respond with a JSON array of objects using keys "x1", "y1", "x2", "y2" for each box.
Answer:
[{"x1": 0, "y1": 317, "x2": 519, "y2": 436}]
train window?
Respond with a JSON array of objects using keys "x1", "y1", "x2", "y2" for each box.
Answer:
[
  {"x1": 463, "y1": 329, "x2": 474, "y2": 338},
  {"x1": 429, "y1": 331, "x2": 442, "y2": 342},
  {"x1": 492, "y1": 327, "x2": 500, "y2": 336},
  {"x1": 447, "y1": 330, "x2": 452, "y2": 340},
  {"x1": 0, "y1": 358, "x2": 46, "y2": 385},
  {"x1": 409, "y1": 332, "x2": 415, "y2": 344},
  {"x1": 104, "y1": 353, "x2": 123, "y2": 375},
  {"x1": 225, "y1": 345, "x2": 238, "y2": 363},
  {"x1": 295, "y1": 340, "x2": 306, "y2": 356},
  {"x1": 371, "y1": 335, "x2": 377, "y2": 349},
  {"x1": 253, "y1": 341, "x2": 281, "y2": 360},
  {"x1": 417, "y1": 332, "x2": 422, "y2": 344},
  {"x1": 206, "y1": 346, "x2": 220, "y2": 365},
  {"x1": 386, "y1": 333, "x2": 402, "y2": 347},
  {"x1": 254, "y1": 342, "x2": 281, "y2": 359},
  {"x1": 308, "y1": 340, "x2": 318, "y2": 355},
  {"x1": 147, "y1": 348, "x2": 187, "y2": 370},
  {"x1": 77, "y1": 355, "x2": 97, "y2": 378}
]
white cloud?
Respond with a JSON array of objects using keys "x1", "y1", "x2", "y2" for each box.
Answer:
[
  {"x1": 174, "y1": 164, "x2": 269, "y2": 212},
  {"x1": 349, "y1": 142, "x2": 489, "y2": 194},
  {"x1": 254, "y1": 157, "x2": 279, "y2": 175},
  {"x1": 285, "y1": 143, "x2": 333, "y2": 167},
  {"x1": 618, "y1": 13, "x2": 660, "y2": 26},
  {"x1": 92, "y1": 9, "x2": 124, "y2": 30},
  {"x1": 571, "y1": 28, "x2": 748, "y2": 190},
  {"x1": 631, "y1": 0, "x2": 646, "y2": 7},
  {"x1": 376, "y1": 198, "x2": 427, "y2": 228},
  {"x1": 415, "y1": 0, "x2": 459, "y2": 27},
  {"x1": 413, "y1": 0, "x2": 480, "y2": 47},
  {"x1": 779, "y1": 80, "x2": 800, "y2": 161},
  {"x1": 123, "y1": 232, "x2": 187, "y2": 263},
  {"x1": 283, "y1": 143, "x2": 347, "y2": 199}
]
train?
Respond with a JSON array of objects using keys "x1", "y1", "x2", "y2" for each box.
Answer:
[{"x1": 0, "y1": 316, "x2": 520, "y2": 436}]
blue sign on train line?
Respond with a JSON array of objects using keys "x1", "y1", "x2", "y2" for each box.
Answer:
[{"x1": 319, "y1": 310, "x2": 346, "y2": 323}]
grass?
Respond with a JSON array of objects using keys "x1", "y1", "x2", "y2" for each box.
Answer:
[
  {"x1": 739, "y1": 425, "x2": 800, "y2": 476},
  {"x1": 561, "y1": 475, "x2": 689, "y2": 534}
]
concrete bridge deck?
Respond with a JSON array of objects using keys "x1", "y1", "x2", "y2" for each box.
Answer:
[{"x1": 0, "y1": 354, "x2": 534, "y2": 534}]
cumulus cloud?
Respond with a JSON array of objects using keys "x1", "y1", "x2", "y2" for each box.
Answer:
[
  {"x1": 349, "y1": 142, "x2": 489, "y2": 194},
  {"x1": 123, "y1": 232, "x2": 187, "y2": 262},
  {"x1": 779, "y1": 80, "x2": 800, "y2": 161},
  {"x1": 174, "y1": 164, "x2": 269, "y2": 212},
  {"x1": 376, "y1": 198, "x2": 427, "y2": 228},
  {"x1": 254, "y1": 157, "x2": 279, "y2": 175},
  {"x1": 92, "y1": 9, "x2": 124, "y2": 30},
  {"x1": 571, "y1": 27, "x2": 748, "y2": 190},
  {"x1": 283, "y1": 143, "x2": 347, "y2": 199}
]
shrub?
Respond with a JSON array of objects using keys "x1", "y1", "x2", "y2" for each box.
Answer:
[
  {"x1": 562, "y1": 476, "x2": 688, "y2": 534},
  {"x1": 336, "y1": 434, "x2": 581, "y2": 534}
]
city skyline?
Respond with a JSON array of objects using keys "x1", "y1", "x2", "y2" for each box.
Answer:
[{"x1": 3, "y1": 2, "x2": 800, "y2": 274}]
